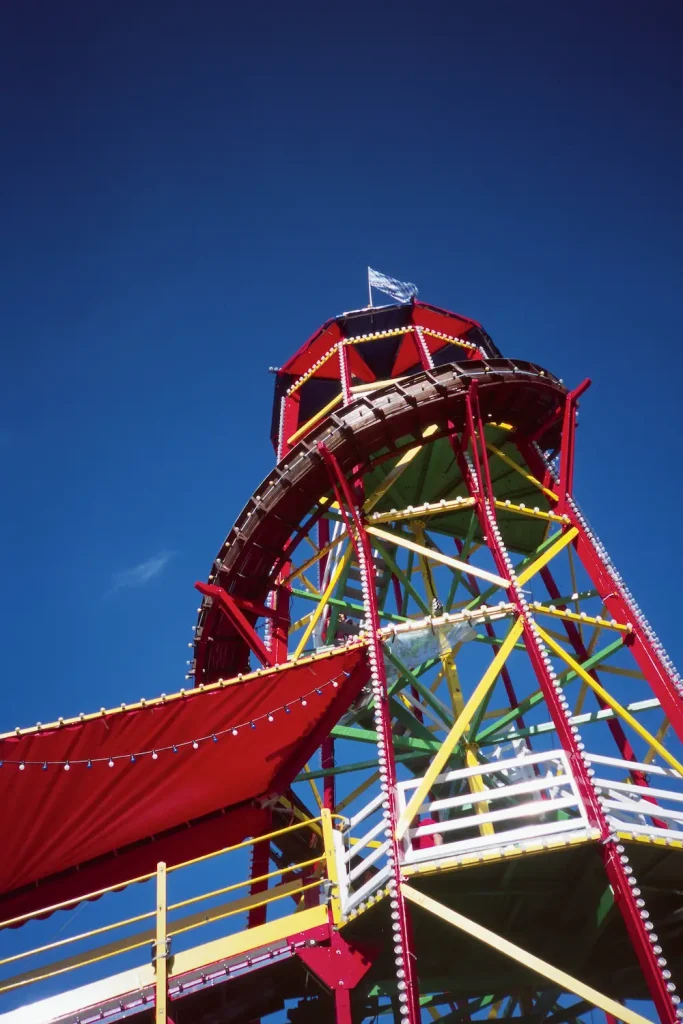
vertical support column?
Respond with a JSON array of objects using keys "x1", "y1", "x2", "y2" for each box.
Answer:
[
  {"x1": 335, "y1": 987, "x2": 354, "y2": 1024},
  {"x1": 155, "y1": 861, "x2": 167, "y2": 1024},
  {"x1": 269, "y1": 575, "x2": 290, "y2": 665},
  {"x1": 318, "y1": 442, "x2": 421, "y2": 1024},
  {"x1": 456, "y1": 403, "x2": 680, "y2": 1024},
  {"x1": 339, "y1": 342, "x2": 352, "y2": 405},
  {"x1": 556, "y1": 379, "x2": 591, "y2": 515},
  {"x1": 322, "y1": 736, "x2": 336, "y2": 810},
  {"x1": 321, "y1": 806, "x2": 342, "y2": 927},
  {"x1": 247, "y1": 831, "x2": 271, "y2": 930},
  {"x1": 278, "y1": 392, "x2": 301, "y2": 461}
]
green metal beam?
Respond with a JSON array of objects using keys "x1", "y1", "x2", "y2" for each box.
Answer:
[
  {"x1": 331, "y1": 723, "x2": 438, "y2": 752},
  {"x1": 474, "y1": 635, "x2": 624, "y2": 743},
  {"x1": 384, "y1": 647, "x2": 453, "y2": 727}
]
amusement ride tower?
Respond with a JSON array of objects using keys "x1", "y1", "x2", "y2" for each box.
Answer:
[{"x1": 1, "y1": 294, "x2": 683, "y2": 1024}]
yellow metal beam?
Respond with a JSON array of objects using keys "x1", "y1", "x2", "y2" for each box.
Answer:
[
  {"x1": 516, "y1": 528, "x2": 579, "y2": 587},
  {"x1": 170, "y1": 905, "x2": 328, "y2": 978},
  {"x1": 155, "y1": 862, "x2": 167, "y2": 1024},
  {"x1": 337, "y1": 770, "x2": 381, "y2": 812},
  {"x1": 285, "y1": 530, "x2": 347, "y2": 584},
  {"x1": 292, "y1": 548, "x2": 351, "y2": 660},
  {"x1": 395, "y1": 618, "x2": 524, "y2": 840},
  {"x1": 494, "y1": 499, "x2": 567, "y2": 524},
  {"x1": 369, "y1": 497, "x2": 476, "y2": 525},
  {"x1": 642, "y1": 717, "x2": 671, "y2": 766},
  {"x1": 486, "y1": 442, "x2": 558, "y2": 503},
  {"x1": 367, "y1": 525, "x2": 510, "y2": 590},
  {"x1": 531, "y1": 602, "x2": 629, "y2": 633},
  {"x1": 402, "y1": 885, "x2": 654, "y2": 1024},
  {"x1": 287, "y1": 392, "x2": 344, "y2": 446},
  {"x1": 465, "y1": 744, "x2": 494, "y2": 837},
  {"x1": 364, "y1": 424, "x2": 440, "y2": 512},
  {"x1": 321, "y1": 807, "x2": 342, "y2": 925},
  {"x1": 538, "y1": 626, "x2": 683, "y2": 776}
]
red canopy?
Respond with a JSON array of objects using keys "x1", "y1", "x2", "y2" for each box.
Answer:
[{"x1": 0, "y1": 645, "x2": 367, "y2": 905}]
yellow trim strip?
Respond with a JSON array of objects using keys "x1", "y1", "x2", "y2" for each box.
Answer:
[
  {"x1": 2, "y1": 642, "x2": 369, "y2": 742},
  {"x1": 286, "y1": 344, "x2": 339, "y2": 396},
  {"x1": 395, "y1": 618, "x2": 524, "y2": 840},
  {"x1": 367, "y1": 525, "x2": 510, "y2": 590},
  {"x1": 494, "y1": 499, "x2": 567, "y2": 524},
  {"x1": 531, "y1": 602, "x2": 630, "y2": 633},
  {"x1": 516, "y1": 528, "x2": 579, "y2": 586},
  {"x1": 369, "y1": 497, "x2": 476, "y2": 524},
  {"x1": 402, "y1": 885, "x2": 654, "y2": 1024},
  {"x1": 537, "y1": 626, "x2": 683, "y2": 776}
]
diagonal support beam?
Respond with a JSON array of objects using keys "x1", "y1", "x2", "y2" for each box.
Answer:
[
  {"x1": 367, "y1": 525, "x2": 510, "y2": 590},
  {"x1": 515, "y1": 528, "x2": 579, "y2": 587},
  {"x1": 402, "y1": 885, "x2": 655, "y2": 1024},
  {"x1": 395, "y1": 617, "x2": 524, "y2": 840},
  {"x1": 291, "y1": 547, "x2": 351, "y2": 660},
  {"x1": 195, "y1": 582, "x2": 275, "y2": 667},
  {"x1": 537, "y1": 626, "x2": 683, "y2": 776}
]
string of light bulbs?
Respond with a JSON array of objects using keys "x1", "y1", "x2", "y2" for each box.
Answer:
[{"x1": 0, "y1": 676, "x2": 343, "y2": 771}]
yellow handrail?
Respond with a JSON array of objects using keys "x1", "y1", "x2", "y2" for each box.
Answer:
[
  {"x1": 0, "y1": 814, "x2": 331, "y2": 933},
  {"x1": 0, "y1": 907, "x2": 157, "y2": 969},
  {"x1": 0, "y1": 816, "x2": 345, "y2": 1001},
  {"x1": 0, "y1": 869, "x2": 158, "y2": 931},
  {"x1": 167, "y1": 856, "x2": 325, "y2": 913}
]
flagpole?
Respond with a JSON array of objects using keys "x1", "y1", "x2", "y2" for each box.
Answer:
[{"x1": 367, "y1": 268, "x2": 373, "y2": 308}]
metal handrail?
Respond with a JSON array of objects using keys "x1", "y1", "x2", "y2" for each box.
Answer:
[
  {"x1": 0, "y1": 813, "x2": 335, "y2": 931},
  {"x1": 0, "y1": 812, "x2": 342, "y2": 1009}
]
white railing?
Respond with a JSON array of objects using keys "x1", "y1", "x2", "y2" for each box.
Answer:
[
  {"x1": 589, "y1": 752, "x2": 683, "y2": 841},
  {"x1": 396, "y1": 749, "x2": 591, "y2": 864},
  {"x1": 333, "y1": 749, "x2": 683, "y2": 911},
  {"x1": 335, "y1": 793, "x2": 392, "y2": 915}
]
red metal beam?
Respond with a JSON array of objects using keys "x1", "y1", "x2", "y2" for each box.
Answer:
[
  {"x1": 318, "y1": 440, "x2": 423, "y2": 1024},
  {"x1": 456, "y1": 455, "x2": 679, "y2": 1022},
  {"x1": 194, "y1": 582, "x2": 275, "y2": 668},
  {"x1": 556, "y1": 379, "x2": 591, "y2": 513}
]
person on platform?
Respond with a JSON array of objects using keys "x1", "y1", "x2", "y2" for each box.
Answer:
[
  {"x1": 413, "y1": 814, "x2": 443, "y2": 850},
  {"x1": 335, "y1": 613, "x2": 361, "y2": 644}
]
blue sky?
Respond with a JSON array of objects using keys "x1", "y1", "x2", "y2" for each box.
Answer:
[
  {"x1": 3, "y1": 0, "x2": 683, "y2": 731},
  {"x1": 1, "y1": 2, "x2": 683, "y2": 1014},
  {"x1": 5, "y1": 2, "x2": 683, "y2": 737}
]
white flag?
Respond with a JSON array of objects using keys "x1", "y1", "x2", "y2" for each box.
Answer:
[{"x1": 368, "y1": 267, "x2": 418, "y2": 303}]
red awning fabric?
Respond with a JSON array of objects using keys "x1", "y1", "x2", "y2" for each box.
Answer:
[{"x1": 0, "y1": 646, "x2": 366, "y2": 902}]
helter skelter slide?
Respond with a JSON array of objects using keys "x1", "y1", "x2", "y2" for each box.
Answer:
[{"x1": 1, "y1": 294, "x2": 682, "y2": 1024}]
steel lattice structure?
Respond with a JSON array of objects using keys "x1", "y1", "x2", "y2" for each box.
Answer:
[{"x1": 1, "y1": 297, "x2": 682, "y2": 1024}]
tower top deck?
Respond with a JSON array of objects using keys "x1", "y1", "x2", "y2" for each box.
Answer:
[{"x1": 271, "y1": 300, "x2": 501, "y2": 456}]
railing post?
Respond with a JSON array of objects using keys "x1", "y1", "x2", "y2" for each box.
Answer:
[
  {"x1": 155, "y1": 861, "x2": 167, "y2": 1024},
  {"x1": 321, "y1": 807, "x2": 342, "y2": 925}
]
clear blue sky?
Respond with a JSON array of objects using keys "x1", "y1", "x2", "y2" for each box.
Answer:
[
  {"x1": 2, "y1": 2, "x2": 682, "y2": 761},
  {"x1": 2, "y1": 3, "x2": 683, "y2": 1019}
]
